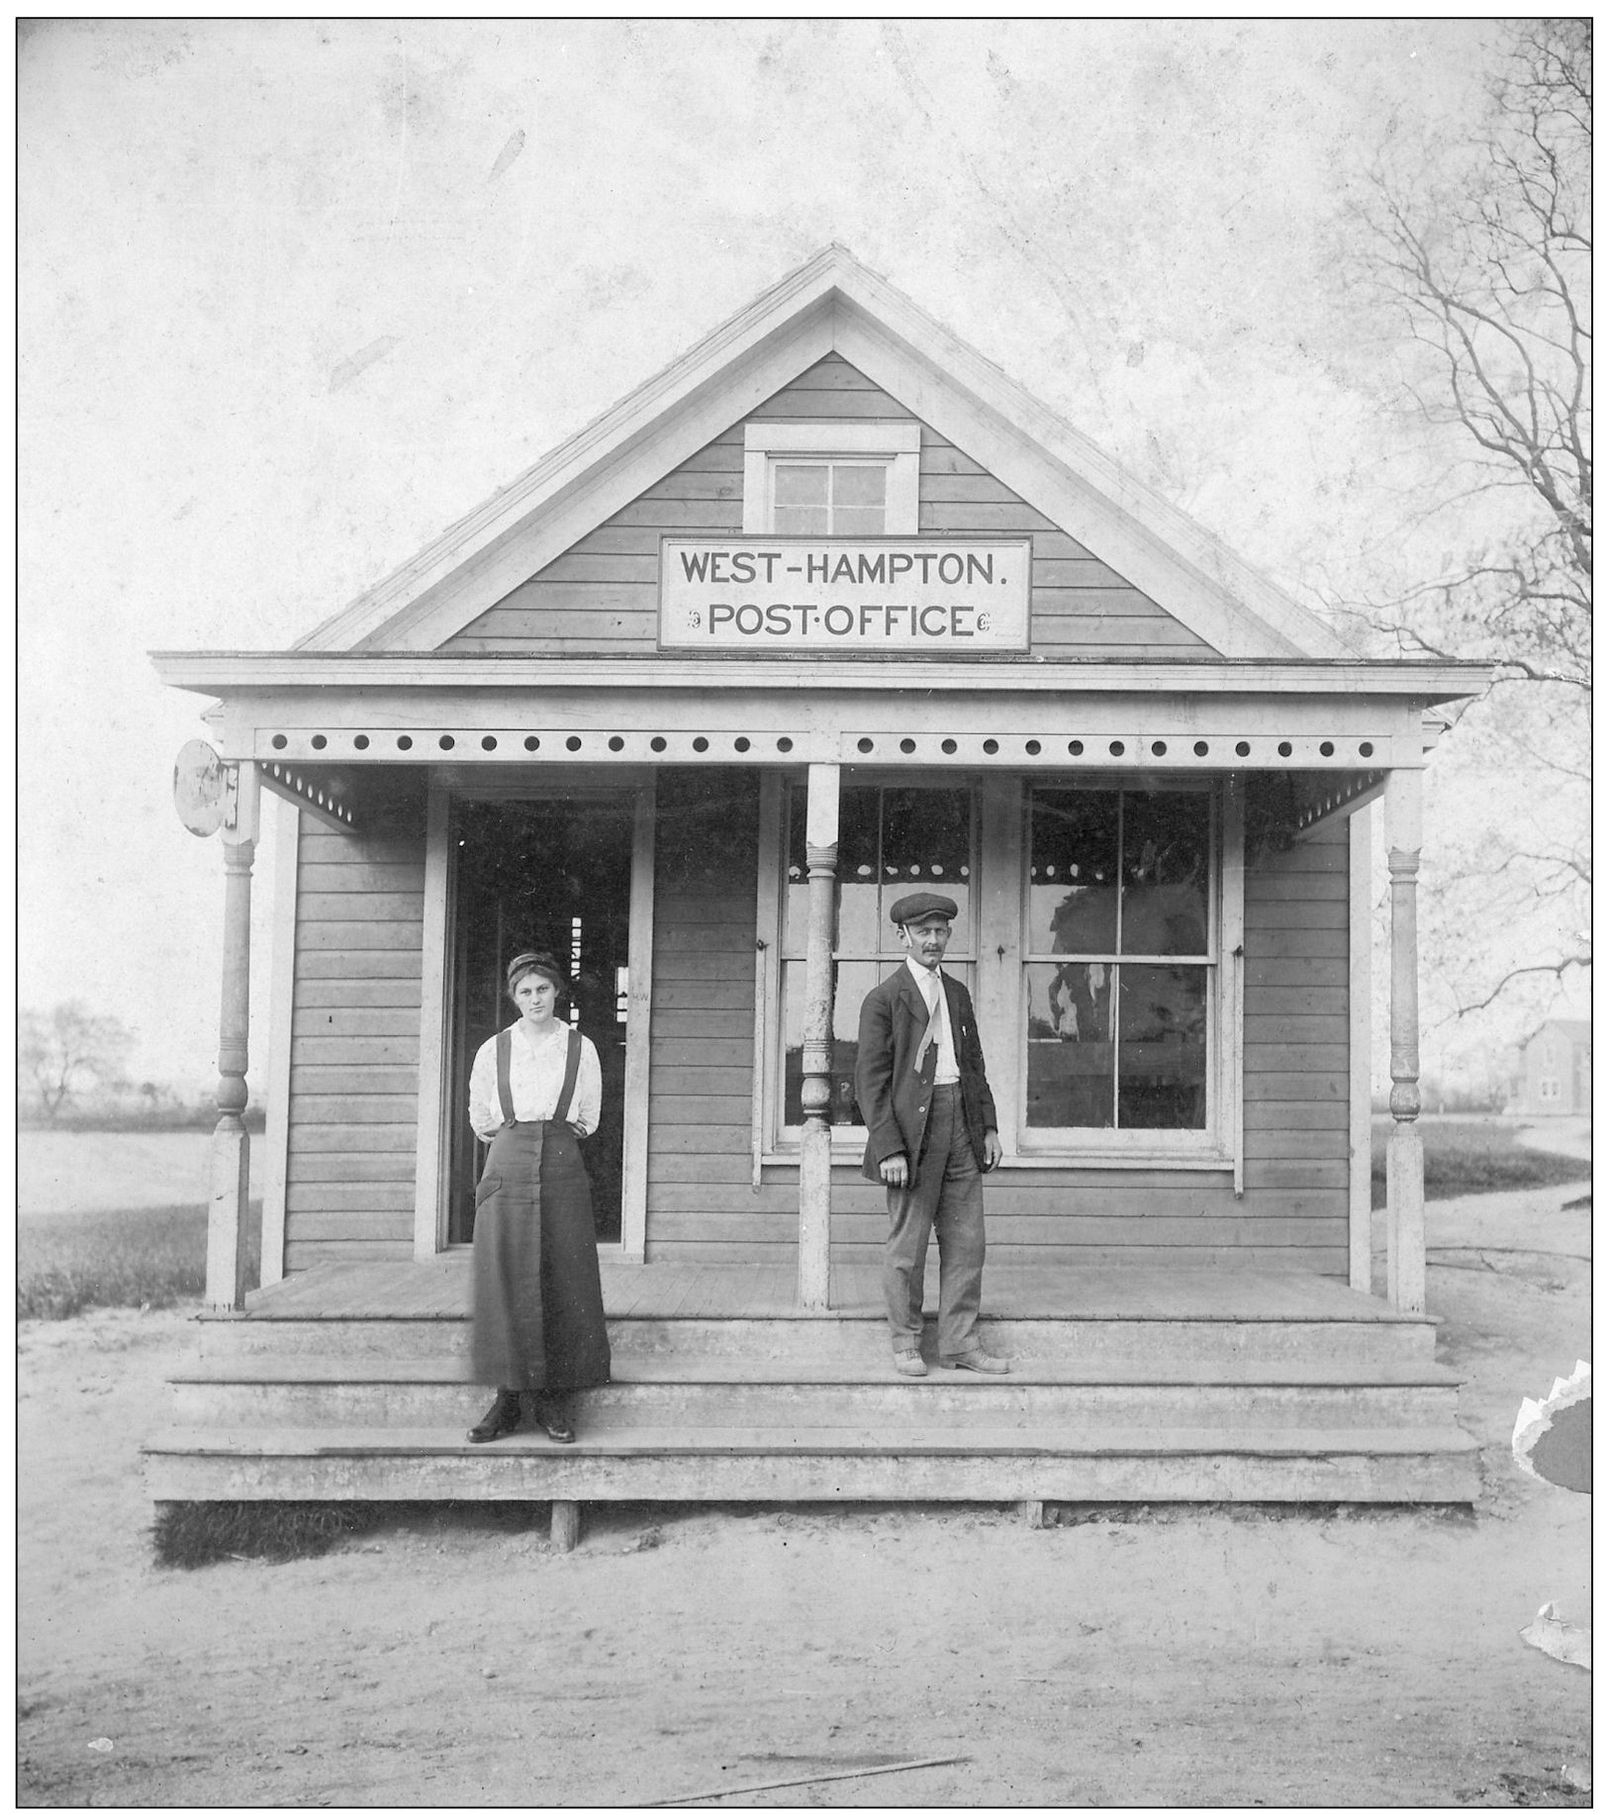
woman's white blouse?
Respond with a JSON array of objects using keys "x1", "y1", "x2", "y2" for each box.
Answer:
[{"x1": 468, "y1": 1023, "x2": 603, "y2": 1141}]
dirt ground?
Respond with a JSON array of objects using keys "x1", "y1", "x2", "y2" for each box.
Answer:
[{"x1": 18, "y1": 1177, "x2": 1590, "y2": 1809}]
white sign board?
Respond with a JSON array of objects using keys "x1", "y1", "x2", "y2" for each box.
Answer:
[{"x1": 660, "y1": 538, "x2": 1032, "y2": 653}]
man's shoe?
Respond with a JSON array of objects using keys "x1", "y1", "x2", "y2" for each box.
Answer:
[
  {"x1": 467, "y1": 1389, "x2": 522, "y2": 1443},
  {"x1": 893, "y1": 1350, "x2": 928, "y2": 1378},
  {"x1": 532, "y1": 1396, "x2": 576, "y2": 1443},
  {"x1": 940, "y1": 1349, "x2": 1011, "y2": 1375}
]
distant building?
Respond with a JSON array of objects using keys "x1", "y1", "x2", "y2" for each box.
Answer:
[{"x1": 1509, "y1": 1019, "x2": 1591, "y2": 1116}]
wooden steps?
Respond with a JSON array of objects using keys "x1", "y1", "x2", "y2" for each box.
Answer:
[{"x1": 145, "y1": 1262, "x2": 1481, "y2": 1510}]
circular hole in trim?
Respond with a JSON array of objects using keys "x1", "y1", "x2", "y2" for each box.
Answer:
[
  {"x1": 1320, "y1": 741, "x2": 1335, "y2": 757},
  {"x1": 354, "y1": 734, "x2": 370, "y2": 750},
  {"x1": 1278, "y1": 741, "x2": 1293, "y2": 757},
  {"x1": 271, "y1": 734, "x2": 287, "y2": 751},
  {"x1": 608, "y1": 736, "x2": 625, "y2": 752},
  {"x1": 983, "y1": 738, "x2": 999, "y2": 755},
  {"x1": 523, "y1": 736, "x2": 540, "y2": 752},
  {"x1": 1359, "y1": 741, "x2": 1375, "y2": 758},
  {"x1": 650, "y1": 736, "x2": 667, "y2": 753},
  {"x1": 776, "y1": 737, "x2": 793, "y2": 753},
  {"x1": 1068, "y1": 740, "x2": 1083, "y2": 756},
  {"x1": 941, "y1": 738, "x2": 957, "y2": 755},
  {"x1": 1193, "y1": 740, "x2": 1209, "y2": 757},
  {"x1": 1025, "y1": 739, "x2": 1042, "y2": 755},
  {"x1": 899, "y1": 738, "x2": 916, "y2": 754},
  {"x1": 438, "y1": 735, "x2": 455, "y2": 751},
  {"x1": 482, "y1": 736, "x2": 498, "y2": 751},
  {"x1": 566, "y1": 735, "x2": 583, "y2": 752},
  {"x1": 1109, "y1": 741, "x2": 1125, "y2": 757},
  {"x1": 734, "y1": 737, "x2": 751, "y2": 753},
  {"x1": 857, "y1": 738, "x2": 874, "y2": 754},
  {"x1": 1235, "y1": 741, "x2": 1251, "y2": 757},
  {"x1": 693, "y1": 736, "x2": 709, "y2": 753},
  {"x1": 1151, "y1": 740, "x2": 1167, "y2": 757},
  {"x1": 310, "y1": 734, "x2": 327, "y2": 751},
  {"x1": 396, "y1": 735, "x2": 413, "y2": 751}
]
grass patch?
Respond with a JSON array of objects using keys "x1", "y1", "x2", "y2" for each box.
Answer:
[
  {"x1": 1371, "y1": 1119, "x2": 1588, "y2": 1208},
  {"x1": 17, "y1": 1202, "x2": 262, "y2": 1320},
  {"x1": 152, "y1": 1500, "x2": 548, "y2": 1567}
]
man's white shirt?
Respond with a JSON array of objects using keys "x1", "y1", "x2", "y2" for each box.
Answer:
[{"x1": 904, "y1": 955, "x2": 961, "y2": 1085}]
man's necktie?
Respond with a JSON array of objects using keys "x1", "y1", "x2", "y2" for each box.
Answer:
[{"x1": 914, "y1": 978, "x2": 944, "y2": 1073}]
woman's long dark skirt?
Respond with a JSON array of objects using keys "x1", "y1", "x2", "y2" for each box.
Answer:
[{"x1": 470, "y1": 1120, "x2": 612, "y2": 1391}]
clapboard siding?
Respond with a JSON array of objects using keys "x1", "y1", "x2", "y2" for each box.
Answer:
[
  {"x1": 284, "y1": 808, "x2": 426, "y2": 1271},
  {"x1": 445, "y1": 354, "x2": 1212, "y2": 659}
]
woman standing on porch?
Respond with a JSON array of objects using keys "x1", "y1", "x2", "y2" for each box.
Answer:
[{"x1": 465, "y1": 951, "x2": 612, "y2": 1444}]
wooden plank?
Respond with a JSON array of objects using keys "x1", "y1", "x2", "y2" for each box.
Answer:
[
  {"x1": 1243, "y1": 902, "x2": 1349, "y2": 931},
  {"x1": 604, "y1": 499, "x2": 746, "y2": 530},
  {"x1": 1243, "y1": 1160, "x2": 1349, "y2": 1188},
  {"x1": 1241, "y1": 929, "x2": 1348, "y2": 962},
  {"x1": 286, "y1": 1181, "x2": 414, "y2": 1211},
  {"x1": 292, "y1": 1066, "x2": 420, "y2": 1095},
  {"x1": 750, "y1": 389, "x2": 916, "y2": 420},
  {"x1": 919, "y1": 500, "x2": 1062, "y2": 533},
  {"x1": 648, "y1": 1122, "x2": 755, "y2": 1157},
  {"x1": 290, "y1": 1123, "x2": 418, "y2": 1153},
  {"x1": 648, "y1": 1154, "x2": 755, "y2": 1184},
  {"x1": 1242, "y1": 1101, "x2": 1349, "y2": 1132},
  {"x1": 1243, "y1": 1129, "x2": 1350, "y2": 1160},
  {"x1": 293, "y1": 1008, "x2": 423, "y2": 1037},
  {"x1": 635, "y1": 471, "x2": 745, "y2": 502},
  {"x1": 289, "y1": 1095, "x2": 420, "y2": 1124},
  {"x1": 652, "y1": 979, "x2": 756, "y2": 1011},
  {"x1": 298, "y1": 840, "x2": 424, "y2": 869},
  {"x1": 293, "y1": 978, "x2": 423, "y2": 1009},
  {"x1": 297, "y1": 923, "x2": 425, "y2": 954},
  {"x1": 291, "y1": 1035, "x2": 420, "y2": 1066},
  {"x1": 651, "y1": 1037, "x2": 754, "y2": 1067},
  {"x1": 1245, "y1": 873, "x2": 1348, "y2": 903},
  {"x1": 285, "y1": 1240, "x2": 415, "y2": 1270},
  {"x1": 1244, "y1": 960, "x2": 1349, "y2": 987},
  {"x1": 284, "y1": 863, "x2": 424, "y2": 894},
  {"x1": 297, "y1": 894, "x2": 426, "y2": 924},
  {"x1": 659, "y1": 894, "x2": 758, "y2": 926},
  {"x1": 297, "y1": 948, "x2": 425, "y2": 976},
  {"x1": 1030, "y1": 586, "x2": 1176, "y2": 619},
  {"x1": 654, "y1": 926, "x2": 757, "y2": 954},
  {"x1": 650, "y1": 1095, "x2": 753, "y2": 1125},
  {"x1": 1243, "y1": 1043, "x2": 1349, "y2": 1073},
  {"x1": 285, "y1": 1211, "x2": 415, "y2": 1242},
  {"x1": 288, "y1": 1153, "x2": 417, "y2": 1183},
  {"x1": 1243, "y1": 1074, "x2": 1348, "y2": 1103},
  {"x1": 650, "y1": 1010, "x2": 757, "y2": 1039},
  {"x1": 1243, "y1": 1014, "x2": 1350, "y2": 1046},
  {"x1": 528, "y1": 551, "x2": 662, "y2": 584},
  {"x1": 650, "y1": 953, "x2": 752, "y2": 982},
  {"x1": 649, "y1": 1212, "x2": 1349, "y2": 1247}
]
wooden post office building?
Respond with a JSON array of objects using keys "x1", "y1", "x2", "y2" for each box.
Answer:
[{"x1": 149, "y1": 248, "x2": 1491, "y2": 1526}]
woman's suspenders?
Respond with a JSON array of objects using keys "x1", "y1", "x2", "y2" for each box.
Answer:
[{"x1": 495, "y1": 1025, "x2": 584, "y2": 1127}]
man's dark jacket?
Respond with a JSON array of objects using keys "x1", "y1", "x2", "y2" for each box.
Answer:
[{"x1": 854, "y1": 965, "x2": 998, "y2": 1185}]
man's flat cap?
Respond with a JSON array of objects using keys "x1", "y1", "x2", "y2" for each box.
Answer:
[{"x1": 889, "y1": 891, "x2": 959, "y2": 927}]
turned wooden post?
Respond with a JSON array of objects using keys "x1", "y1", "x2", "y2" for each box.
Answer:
[
  {"x1": 797, "y1": 762, "x2": 840, "y2": 1311},
  {"x1": 206, "y1": 765, "x2": 258, "y2": 1312},
  {"x1": 1384, "y1": 770, "x2": 1425, "y2": 1314}
]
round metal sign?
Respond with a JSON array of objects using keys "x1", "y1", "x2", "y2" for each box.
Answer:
[{"x1": 173, "y1": 740, "x2": 229, "y2": 838}]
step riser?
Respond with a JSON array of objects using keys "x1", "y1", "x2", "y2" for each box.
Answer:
[
  {"x1": 145, "y1": 1447, "x2": 1481, "y2": 1506},
  {"x1": 200, "y1": 1318, "x2": 1437, "y2": 1367},
  {"x1": 171, "y1": 1380, "x2": 1460, "y2": 1430}
]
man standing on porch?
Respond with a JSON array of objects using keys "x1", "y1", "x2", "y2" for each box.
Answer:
[{"x1": 855, "y1": 893, "x2": 1009, "y2": 1378}]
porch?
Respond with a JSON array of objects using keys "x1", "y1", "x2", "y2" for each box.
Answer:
[{"x1": 143, "y1": 1257, "x2": 1481, "y2": 1539}]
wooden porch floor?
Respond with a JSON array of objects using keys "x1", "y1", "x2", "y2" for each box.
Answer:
[{"x1": 228, "y1": 1254, "x2": 1430, "y2": 1327}]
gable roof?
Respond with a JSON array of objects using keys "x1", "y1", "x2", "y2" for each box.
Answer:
[{"x1": 297, "y1": 245, "x2": 1353, "y2": 660}]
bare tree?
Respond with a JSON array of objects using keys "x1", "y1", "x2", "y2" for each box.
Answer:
[
  {"x1": 1337, "y1": 20, "x2": 1589, "y2": 1021},
  {"x1": 18, "y1": 1001, "x2": 136, "y2": 1121}
]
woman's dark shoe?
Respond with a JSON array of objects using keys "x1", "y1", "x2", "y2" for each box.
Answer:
[
  {"x1": 531, "y1": 1395, "x2": 576, "y2": 1443},
  {"x1": 467, "y1": 1389, "x2": 522, "y2": 1444}
]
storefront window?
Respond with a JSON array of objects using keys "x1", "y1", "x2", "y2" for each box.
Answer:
[
  {"x1": 779, "y1": 782, "x2": 975, "y2": 1132},
  {"x1": 1023, "y1": 785, "x2": 1212, "y2": 1134}
]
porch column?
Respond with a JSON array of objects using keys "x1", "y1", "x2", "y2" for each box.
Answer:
[
  {"x1": 797, "y1": 762, "x2": 840, "y2": 1310},
  {"x1": 1384, "y1": 769, "x2": 1425, "y2": 1314},
  {"x1": 207, "y1": 764, "x2": 258, "y2": 1312}
]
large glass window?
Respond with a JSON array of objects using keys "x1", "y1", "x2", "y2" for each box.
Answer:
[
  {"x1": 1023, "y1": 784, "x2": 1213, "y2": 1136},
  {"x1": 779, "y1": 782, "x2": 975, "y2": 1134}
]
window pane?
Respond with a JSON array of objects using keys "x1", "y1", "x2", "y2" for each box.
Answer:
[
  {"x1": 774, "y1": 464, "x2": 828, "y2": 506},
  {"x1": 831, "y1": 506, "x2": 887, "y2": 536},
  {"x1": 1025, "y1": 961, "x2": 1115, "y2": 1129},
  {"x1": 781, "y1": 959, "x2": 891, "y2": 1128},
  {"x1": 1117, "y1": 965, "x2": 1207, "y2": 1128},
  {"x1": 1120, "y1": 791, "x2": 1210, "y2": 956},
  {"x1": 837, "y1": 788, "x2": 882, "y2": 952},
  {"x1": 774, "y1": 506, "x2": 828, "y2": 536},
  {"x1": 832, "y1": 464, "x2": 886, "y2": 508},
  {"x1": 1027, "y1": 789, "x2": 1120, "y2": 957},
  {"x1": 878, "y1": 787, "x2": 972, "y2": 955}
]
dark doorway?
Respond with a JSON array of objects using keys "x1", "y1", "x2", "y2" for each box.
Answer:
[{"x1": 446, "y1": 796, "x2": 635, "y2": 1244}]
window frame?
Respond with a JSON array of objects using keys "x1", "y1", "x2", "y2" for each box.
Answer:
[{"x1": 742, "y1": 420, "x2": 921, "y2": 535}]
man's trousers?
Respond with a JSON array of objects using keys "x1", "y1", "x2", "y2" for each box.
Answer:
[{"x1": 881, "y1": 1081, "x2": 986, "y2": 1357}]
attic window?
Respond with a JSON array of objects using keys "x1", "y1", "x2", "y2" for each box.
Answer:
[{"x1": 742, "y1": 420, "x2": 920, "y2": 535}]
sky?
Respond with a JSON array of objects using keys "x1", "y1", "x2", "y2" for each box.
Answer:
[{"x1": 19, "y1": 17, "x2": 1577, "y2": 1098}]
